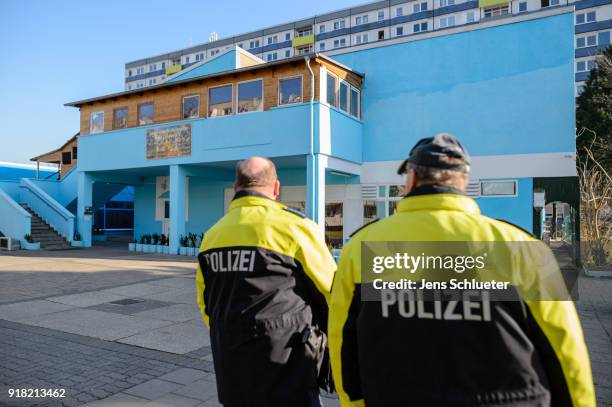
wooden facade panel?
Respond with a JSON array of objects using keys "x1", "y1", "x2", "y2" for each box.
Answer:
[
  {"x1": 78, "y1": 59, "x2": 355, "y2": 135},
  {"x1": 317, "y1": 58, "x2": 362, "y2": 88}
]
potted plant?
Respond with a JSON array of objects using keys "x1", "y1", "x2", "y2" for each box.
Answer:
[
  {"x1": 128, "y1": 238, "x2": 136, "y2": 251},
  {"x1": 151, "y1": 233, "x2": 162, "y2": 254},
  {"x1": 160, "y1": 234, "x2": 170, "y2": 254},
  {"x1": 92, "y1": 227, "x2": 107, "y2": 242},
  {"x1": 188, "y1": 233, "x2": 198, "y2": 256},
  {"x1": 179, "y1": 235, "x2": 189, "y2": 256},
  {"x1": 143, "y1": 234, "x2": 152, "y2": 253},
  {"x1": 72, "y1": 231, "x2": 83, "y2": 248},
  {"x1": 22, "y1": 234, "x2": 40, "y2": 250},
  {"x1": 136, "y1": 235, "x2": 145, "y2": 252}
]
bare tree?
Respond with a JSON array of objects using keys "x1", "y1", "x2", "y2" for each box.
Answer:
[{"x1": 577, "y1": 128, "x2": 612, "y2": 267}]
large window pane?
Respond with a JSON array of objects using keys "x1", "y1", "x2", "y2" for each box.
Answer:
[
  {"x1": 389, "y1": 185, "x2": 406, "y2": 197},
  {"x1": 325, "y1": 203, "x2": 343, "y2": 249},
  {"x1": 350, "y1": 88, "x2": 360, "y2": 117},
  {"x1": 327, "y1": 74, "x2": 337, "y2": 107},
  {"x1": 138, "y1": 103, "x2": 154, "y2": 125},
  {"x1": 238, "y1": 80, "x2": 263, "y2": 113},
  {"x1": 113, "y1": 107, "x2": 128, "y2": 129},
  {"x1": 209, "y1": 85, "x2": 233, "y2": 117},
  {"x1": 279, "y1": 77, "x2": 302, "y2": 105},
  {"x1": 339, "y1": 81, "x2": 349, "y2": 112},
  {"x1": 481, "y1": 181, "x2": 516, "y2": 196},
  {"x1": 182, "y1": 95, "x2": 200, "y2": 119},
  {"x1": 90, "y1": 111, "x2": 104, "y2": 133}
]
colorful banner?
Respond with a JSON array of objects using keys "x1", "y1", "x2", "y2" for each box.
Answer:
[{"x1": 146, "y1": 124, "x2": 192, "y2": 160}]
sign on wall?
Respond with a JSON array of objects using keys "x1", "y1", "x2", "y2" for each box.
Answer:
[{"x1": 146, "y1": 124, "x2": 192, "y2": 160}]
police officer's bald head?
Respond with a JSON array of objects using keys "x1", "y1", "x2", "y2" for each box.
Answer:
[{"x1": 234, "y1": 157, "x2": 280, "y2": 199}]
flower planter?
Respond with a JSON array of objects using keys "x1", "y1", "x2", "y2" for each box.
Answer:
[
  {"x1": 22, "y1": 241, "x2": 40, "y2": 250},
  {"x1": 71, "y1": 241, "x2": 84, "y2": 248},
  {"x1": 189, "y1": 247, "x2": 197, "y2": 256},
  {"x1": 135, "y1": 243, "x2": 142, "y2": 252},
  {"x1": 92, "y1": 235, "x2": 107, "y2": 242},
  {"x1": 155, "y1": 245, "x2": 165, "y2": 254},
  {"x1": 179, "y1": 247, "x2": 189, "y2": 256},
  {"x1": 162, "y1": 246, "x2": 170, "y2": 255},
  {"x1": 128, "y1": 243, "x2": 136, "y2": 251},
  {"x1": 143, "y1": 244, "x2": 152, "y2": 253}
]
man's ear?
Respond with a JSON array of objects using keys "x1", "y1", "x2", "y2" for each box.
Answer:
[
  {"x1": 273, "y1": 179, "x2": 281, "y2": 198},
  {"x1": 232, "y1": 183, "x2": 237, "y2": 193},
  {"x1": 405, "y1": 169, "x2": 416, "y2": 193}
]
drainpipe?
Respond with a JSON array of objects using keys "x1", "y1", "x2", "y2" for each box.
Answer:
[{"x1": 305, "y1": 56, "x2": 316, "y2": 222}]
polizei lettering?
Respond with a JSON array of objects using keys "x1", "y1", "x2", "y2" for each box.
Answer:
[
  {"x1": 202, "y1": 250, "x2": 256, "y2": 272},
  {"x1": 380, "y1": 289, "x2": 491, "y2": 322}
]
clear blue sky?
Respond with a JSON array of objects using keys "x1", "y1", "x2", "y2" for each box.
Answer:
[{"x1": 0, "y1": 0, "x2": 358, "y2": 163}]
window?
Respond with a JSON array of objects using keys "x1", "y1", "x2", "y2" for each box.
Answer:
[
  {"x1": 319, "y1": 24, "x2": 326, "y2": 34},
  {"x1": 238, "y1": 43, "x2": 244, "y2": 48},
  {"x1": 285, "y1": 33, "x2": 291, "y2": 41},
  {"x1": 296, "y1": 27, "x2": 313, "y2": 37},
  {"x1": 378, "y1": 11, "x2": 385, "y2": 21},
  {"x1": 333, "y1": 20, "x2": 346, "y2": 30},
  {"x1": 62, "y1": 152, "x2": 72, "y2": 165},
  {"x1": 326, "y1": 74, "x2": 337, "y2": 107},
  {"x1": 72, "y1": 147, "x2": 78, "y2": 160},
  {"x1": 378, "y1": 30, "x2": 385, "y2": 40},
  {"x1": 208, "y1": 85, "x2": 233, "y2": 117},
  {"x1": 267, "y1": 35, "x2": 278, "y2": 45},
  {"x1": 185, "y1": 56, "x2": 190, "y2": 64},
  {"x1": 414, "y1": 22, "x2": 428, "y2": 32},
  {"x1": 356, "y1": 34, "x2": 368, "y2": 44},
  {"x1": 162, "y1": 62, "x2": 166, "y2": 69},
  {"x1": 128, "y1": 70, "x2": 132, "y2": 77},
  {"x1": 542, "y1": 0, "x2": 559, "y2": 6},
  {"x1": 279, "y1": 77, "x2": 302, "y2": 105},
  {"x1": 138, "y1": 103, "x2": 154, "y2": 125},
  {"x1": 480, "y1": 181, "x2": 517, "y2": 196},
  {"x1": 325, "y1": 203, "x2": 343, "y2": 248},
  {"x1": 576, "y1": 37, "x2": 586, "y2": 48},
  {"x1": 467, "y1": 11, "x2": 475, "y2": 23},
  {"x1": 397, "y1": 7, "x2": 404, "y2": 16},
  {"x1": 577, "y1": 60, "x2": 595, "y2": 72},
  {"x1": 483, "y1": 5, "x2": 509, "y2": 17},
  {"x1": 350, "y1": 87, "x2": 360, "y2": 118},
  {"x1": 363, "y1": 185, "x2": 406, "y2": 222},
  {"x1": 440, "y1": 0, "x2": 455, "y2": 7},
  {"x1": 249, "y1": 40, "x2": 260, "y2": 48},
  {"x1": 90, "y1": 111, "x2": 104, "y2": 133},
  {"x1": 587, "y1": 35, "x2": 596, "y2": 46},
  {"x1": 518, "y1": 2, "x2": 527, "y2": 11},
  {"x1": 285, "y1": 50, "x2": 291, "y2": 57},
  {"x1": 149, "y1": 64, "x2": 156, "y2": 72},
  {"x1": 182, "y1": 95, "x2": 200, "y2": 119},
  {"x1": 396, "y1": 26, "x2": 404, "y2": 36},
  {"x1": 356, "y1": 15, "x2": 368, "y2": 25},
  {"x1": 238, "y1": 80, "x2": 263, "y2": 113},
  {"x1": 319, "y1": 42, "x2": 326, "y2": 51},
  {"x1": 576, "y1": 11, "x2": 595, "y2": 24},
  {"x1": 414, "y1": 2, "x2": 428, "y2": 12},
  {"x1": 148, "y1": 79, "x2": 156, "y2": 86},
  {"x1": 333, "y1": 38, "x2": 346, "y2": 48},
  {"x1": 338, "y1": 81, "x2": 349, "y2": 112},
  {"x1": 266, "y1": 53, "x2": 278, "y2": 61},
  {"x1": 439, "y1": 15, "x2": 455, "y2": 28},
  {"x1": 113, "y1": 107, "x2": 128, "y2": 129}
]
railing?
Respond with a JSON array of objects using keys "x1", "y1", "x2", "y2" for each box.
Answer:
[
  {"x1": 19, "y1": 178, "x2": 74, "y2": 242},
  {"x1": 0, "y1": 186, "x2": 31, "y2": 242}
]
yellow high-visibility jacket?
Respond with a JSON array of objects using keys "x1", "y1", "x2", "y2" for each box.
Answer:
[
  {"x1": 329, "y1": 187, "x2": 595, "y2": 407},
  {"x1": 196, "y1": 190, "x2": 336, "y2": 407}
]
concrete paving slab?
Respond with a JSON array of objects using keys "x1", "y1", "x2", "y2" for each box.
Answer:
[
  {"x1": 103, "y1": 282, "x2": 173, "y2": 297},
  {"x1": 81, "y1": 392, "x2": 149, "y2": 407},
  {"x1": 196, "y1": 399, "x2": 222, "y2": 407},
  {"x1": 138, "y1": 288, "x2": 197, "y2": 305},
  {"x1": 88, "y1": 299, "x2": 174, "y2": 316},
  {"x1": 118, "y1": 320, "x2": 210, "y2": 354},
  {"x1": 172, "y1": 378, "x2": 218, "y2": 402},
  {"x1": 48, "y1": 291, "x2": 128, "y2": 307},
  {"x1": 143, "y1": 393, "x2": 202, "y2": 407},
  {"x1": 148, "y1": 277, "x2": 196, "y2": 290},
  {"x1": 20, "y1": 308, "x2": 174, "y2": 341},
  {"x1": 134, "y1": 303, "x2": 201, "y2": 323},
  {"x1": 0, "y1": 299, "x2": 74, "y2": 322},
  {"x1": 156, "y1": 368, "x2": 210, "y2": 385},
  {"x1": 124, "y1": 378, "x2": 183, "y2": 400}
]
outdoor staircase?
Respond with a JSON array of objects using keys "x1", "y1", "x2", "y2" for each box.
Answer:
[{"x1": 20, "y1": 204, "x2": 72, "y2": 250}]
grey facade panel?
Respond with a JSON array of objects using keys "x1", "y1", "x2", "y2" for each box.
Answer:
[
  {"x1": 390, "y1": 0, "x2": 410, "y2": 6},
  {"x1": 351, "y1": 0, "x2": 390, "y2": 15},
  {"x1": 315, "y1": 9, "x2": 352, "y2": 23},
  {"x1": 263, "y1": 23, "x2": 295, "y2": 35},
  {"x1": 234, "y1": 31, "x2": 264, "y2": 42},
  {"x1": 294, "y1": 17, "x2": 316, "y2": 28}
]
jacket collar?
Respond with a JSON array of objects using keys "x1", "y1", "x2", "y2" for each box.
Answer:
[
  {"x1": 230, "y1": 190, "x2": 284, "y2": 210},
  {"x1": 397, "y1": 185, "x2": 480, "y2": 214}
]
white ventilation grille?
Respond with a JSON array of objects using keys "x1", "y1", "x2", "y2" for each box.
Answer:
[
  {"x1": 466, "y1": 180, "x2": 481, "y2": 198},
  {"x1": 361, "y1": 185, "x2": 378, "y2": 199}
]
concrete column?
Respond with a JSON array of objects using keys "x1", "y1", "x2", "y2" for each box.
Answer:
[
  {"x1": 169, "y1": 165, "x2": 187, "y2": 254},
  {"x1": 77, "y1": 172, "x2": 94, "y2": 247},
  {"x1": 306, "y1": 154, "x2": 326, "y2": 228}
]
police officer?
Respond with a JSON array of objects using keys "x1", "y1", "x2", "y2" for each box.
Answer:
[
  {"x1": 196, "y1": 156, "x2": 336, "y2": 407},
  {"x1": 328, "y1": 134, "x2": 595, "y2": 406}
]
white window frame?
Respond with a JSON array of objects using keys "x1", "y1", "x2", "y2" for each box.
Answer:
[
  {"x1": 278, "y1": 74, "x2": 304, "y2": 106},
  {"x1": 339, "y1": 80, "x2": 350, "y2": 113},
  {"x1": 237, "y1": 78, "x2": 264, "y2": 115},
  {"x1": 182, "y1": 94, "x2": 200, "y2": 119},
  {"x1": 479, "y1": 180, "x2": 518, "y2": 197},
  {"x1": 326, "y1": 72, "x2": 339, "y2": 107},
  {"x1": 350, "y1": 85, "x2": 361, "y2": 119},
  {"x1": 208, "y1": 83, "x2": 235, "y2": 118},
  {"x1": 378, "y1": 10, "x2": 385, "y2": 21},
  {"x1": 397, "y1": 6, "x2": 404, "y2": 16},
  {"x1": 90, "y1": 111, "x2": 104, "y2": 134}
]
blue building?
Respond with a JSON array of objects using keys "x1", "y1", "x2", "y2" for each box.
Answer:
[{"x1": 0, "y1": 6, "x2": 577, "y2": 252}]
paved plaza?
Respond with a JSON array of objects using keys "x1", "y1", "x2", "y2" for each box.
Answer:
[{"x1": 0, "y1": 244, "x2": 609, "y2": 406}]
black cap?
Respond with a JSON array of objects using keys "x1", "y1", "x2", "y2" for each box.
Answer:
[{"x1": 397, "y1": 133, "x2": 471, "y2": 175}]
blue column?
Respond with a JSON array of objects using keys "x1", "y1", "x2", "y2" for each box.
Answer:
[
  {"x1": 169, "y1": 165, "x2": 187, "y2": 254},
  {"x1": 77, "y1": 172, "x2": 94, "y2": 247},
  {"x1": 306, "y1": 154, "x2": 326, "y2": 228}
]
